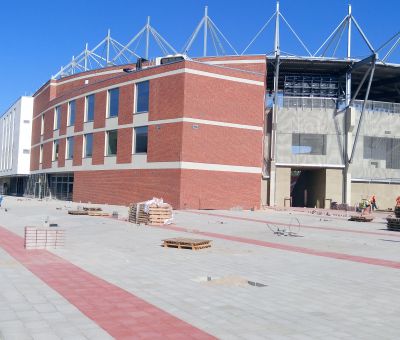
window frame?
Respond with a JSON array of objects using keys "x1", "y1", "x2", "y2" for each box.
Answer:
[
  {"x1": 134, "y1": 126, "x2": 148, "y2": 154},
  {"x1": 106, "y1": 130, "x2": 118, "y2": 156},
  {"x1": 85, "y1": 94, "x2": 95, "y2": 122},
  {"x1": 66, "y1": 137, "x2": 74, "y2": 160},
  {"x1": 54, "y1": 106, "x2": 61, "y2": 130},
  {"x1": 107, "y1": 88, "x2": 119, "y2": 118},
  {"x1": 83, "y1": 133, "x2": 93, "y2": 158},
  {"x1": 67, "y1": 100, "x2": 76, "y2": 126},
  {"x1": 53, "y1": 140, "x2": 59, "y2": 161},
  {"x1": 135, "y1": 81, "x2": 150, "y2": 114}
]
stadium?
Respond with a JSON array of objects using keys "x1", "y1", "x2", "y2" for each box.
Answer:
[{"x1": 24, "y1": 2, "x2": 400, "y2": 209}]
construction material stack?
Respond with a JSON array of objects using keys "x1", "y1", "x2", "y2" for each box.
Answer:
[
  {"x1": 128, "y1": 198, "x2": 173, "y2": 225},
  {"x1": 386, "y1": 202, "x2": 400, "y2": 231}
]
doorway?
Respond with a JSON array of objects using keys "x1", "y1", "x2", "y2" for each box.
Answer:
[{"x1": 291, "y1": 168, "x2": 326, "y2": 208}]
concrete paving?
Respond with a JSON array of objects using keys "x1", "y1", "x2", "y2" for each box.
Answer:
[{"x1": 0, "y1": 196, "x2": 400, "y2": 339}]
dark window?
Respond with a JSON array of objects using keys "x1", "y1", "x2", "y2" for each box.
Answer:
[
  {"x1": 67, "y1": 137, "x2": 74, "y2": 159},
  {"x1": 53, "y1": 140, "x2": 59, "y2": 161},
  {"x1": 364, "y1": 136, "x2": 400, "y2": 169},
  {"x1": 108, "y1": 88, "x2": 119, "y2": 117},
  {"x1": 292, "y1": 133, "x2": 326, "y2": 155},
  {"x1": 107, "y1": 130, "x2": 118, "y2": 156},
  {"x1": 68, "y1": 101, "x2": 76, "y2": 126},
  {"x1": 86, "y1": 94, "x2": 95, "y2": 122},
  {"x1": 84, "y1": 133, "x2": 93, "y2": 158},
  {"x1": 135, "y1": 126, "x2": 148, "y2": 153},
  {"x1": 136, "y1": 81, "x2": 149, "y2": 113},
  {"x1": 55, "y1": 106, "x2": 61, "y2": 129},
  {"x1": 363, "y1": 136, "x2": 386, "y2": 160}
]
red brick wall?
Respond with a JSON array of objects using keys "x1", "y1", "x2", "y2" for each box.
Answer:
[
  {"x1": 42, "y1": 141, "x2": 53, "y2": 169},
  {"x1": 180, "y1": 170, "x2": 260, "y2": 209},
  {"x1": 119, "y1": 85, "x2": 134, "y2": 125},
  {"x1": 57, "y1": 138, "x2": 66, "y2": 168},
  {"x1": 74, "y1": 97, "x2": 85, "y2": 133},
  {"x1": 149, "y1": 74, "x2": 185, "y2": 121},
  {"x1": 181, "y1": 123, "x2": 262, "y2": 167},
  {"x1": 117, "y1": 128, "x2": 132, "y2": 164},
  {"x1": 72, "y1": 169, "x2": 260, "y2": 209},
  {"x1": 183, "y1": 73, "x2": 264, "y2": 126},
  {"x1": 73, "y1": 135, "x2": 83, "y2": 166},
  {"x1": 94, "y1": 92, "x2": 106, "y2": 129},
  {"x1": 147, "y1": 124, "x2": 183, "y2": 162},
  {"x1": 92, "y1": 131, "x2": 105, "y2": 165},
  {"x1": 73, "y1": 169, "x2": 181, "y2": 208}
]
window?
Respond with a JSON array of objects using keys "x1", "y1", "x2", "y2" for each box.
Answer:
[
  {"x1": 85, "y1": 94, "x2": 95, "y2": 122},
  {"x1": 39, "y1": 145, "x2": 43, "y2": 163},
  {"x1": 40, "y1": 115, "x2": 45, "y2": 135},
  {"x1": 84, "y1": 133, "x2": 93, "y2": 158},
  {"x1": 292, "y1": 133, "x2": 326, "y2": 155},
  {"x1": 53, "y1": 140, "x2": 59, "y2": 161},
  {"x1": 136, "y1": 81, "x2": 149, "y2": 113},
  {"x1": 54, "y1": 106, "x2": 62, "y2": 130},
  {"x1": 363, "y1": 136, "x2": 386, "y2": 160},
  {"x1": 66, "y1": 137, "x2": 74, "y2": 159},
  {"x1": 106, "y1": 130, "x2": 118, "y2": 156},
  {"x1": 135, "y1": 126, "x2": 148, "y2": 153},
  {"x1": 108, "y1": 88, "x2": 119, "y2": 118},
  {"x1": 68, "y1": 100, "x2": 76, "y2": 126},
  {"x1": 364, "y1": 136, "x2": 400, "y2": 169}
]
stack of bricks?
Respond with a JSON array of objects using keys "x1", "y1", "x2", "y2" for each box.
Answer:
[{"x1": 24, "y1": 227, "x2": 65, "y2": 250}]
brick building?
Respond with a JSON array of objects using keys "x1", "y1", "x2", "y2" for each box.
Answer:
[{"x1": 30, "y1": 56, "x2": 267, "y2": 209}]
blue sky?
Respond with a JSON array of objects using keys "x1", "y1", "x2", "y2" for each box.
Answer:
[{"x1": 0, "y1": 0, "x2": 399, "y2": 113}]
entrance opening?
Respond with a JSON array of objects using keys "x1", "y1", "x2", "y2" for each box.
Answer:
[{"x1": 291, "y1": 168, "x2": 326, "y2": 208}]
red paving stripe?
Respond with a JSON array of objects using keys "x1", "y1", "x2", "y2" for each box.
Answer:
[
  {"x1": 186, "y1": 210, "x2": 400, "y2": 238},
  {"x1": 154, "y1": 224, "x2": 400, "y2": 270},
  {"x1": 0, "y1": 226, "x2": 215, "y2": 340}
]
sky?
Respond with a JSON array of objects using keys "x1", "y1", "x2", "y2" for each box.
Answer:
[{"x1": 0, "y1": 0, "x2": 399, "y2": 113}]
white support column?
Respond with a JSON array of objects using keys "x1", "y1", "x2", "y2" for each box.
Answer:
[
  {"x1": 106, "y1": 29, "x2": 111, "y2": 65},
  {"x1": 84, "y1": 43, "x2": 88, "y2": 71},
  {"x1": 204, "y1": 6, "x2": 208, "y2": 57},
  {"x1": 344, "y1": 4, "x2": 352, "y2": 205},
  {"x1": 145, "y1": 16, "x2": 150, "y2": 60},
  {"x1": 269, "y1": 0, "x2": 281, "y2": 206}
]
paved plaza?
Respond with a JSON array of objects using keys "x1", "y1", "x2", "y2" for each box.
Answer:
[{"x1": 0, "y1": 197, "x2": 400, "y2": 339}]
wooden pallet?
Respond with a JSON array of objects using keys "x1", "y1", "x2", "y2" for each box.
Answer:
[
  {"x1": 83, "y1": 207, "x2": 102, "y2": 211},
  {"x1": 128, "y1": 202, "x2": 172, "y2": 225},
  {"x1": 88, "y1": 211, "x2": 110, "y2": 217},
  {"x1": 348, "y1": 215, "x2": 374, "y2": 222},
  {"x1": 68, "y1": 210, "x2": 88, "y2": 215},
  {"x1": 162, "y1": 238, "x2": 212, "y2": 250}
]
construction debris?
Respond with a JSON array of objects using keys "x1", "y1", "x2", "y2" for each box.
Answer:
[
  {"x1": 386, "y1": 216, "x2": 400, "y2": 231},
  {"x1": 162, "y1": 237, "x2": 211, "y2": 250},
  {"x1": 83, "y1": 207, "x2": 102, "y2": 211},
  {"x1": 68, "y1": 210, "x2": 89, "y2": 215},
  {"x1": 128, "y1": 198, "x2": 173, "y2": 225},
  {"x1": 348, "y1": 215, "x2": 374, "y2": 222}
]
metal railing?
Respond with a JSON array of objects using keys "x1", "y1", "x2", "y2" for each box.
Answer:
[{"x1": 280, "y1": 96, "x2": 400, "y2": 113}]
